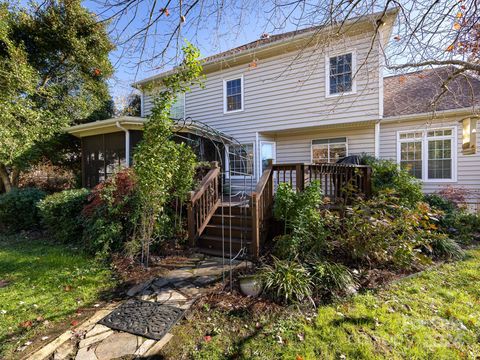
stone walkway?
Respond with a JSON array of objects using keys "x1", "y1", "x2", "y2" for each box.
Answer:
[{"x1": 27, "y1": 254, "x2": 249, "y2": 360}]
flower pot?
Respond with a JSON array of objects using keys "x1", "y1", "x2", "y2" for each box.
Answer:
[{"x1": 239, "y1": 275, "x2": 262, "y2": 297}]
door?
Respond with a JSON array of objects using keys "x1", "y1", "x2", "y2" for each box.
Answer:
[{"x1": 260, "y1": 141, "x2": 276, "y2": 174}]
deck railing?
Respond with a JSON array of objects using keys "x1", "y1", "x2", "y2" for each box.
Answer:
[
  {"x1": 271, "y1": 163, "x2": 372, "y2": 201},
  {"x1": 250, "y1": 161, "x2": 274, "y2": 257},
  {"x1": 187, "y1": 162, "x2": 221, "y2": 246}
]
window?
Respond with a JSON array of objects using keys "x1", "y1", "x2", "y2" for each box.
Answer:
[
  {"x1": 398, "y1": 128, "x2": 456, "y2": 181},
  {"x1": 170, "y1": 93, "x2": 185, "y2": 119},
  {"x1": 327, "y1": 53, "x2": 354, "y2": 96},
  {"x1": 399, "y1": 132, "x2": 423, "y2": 179},
  {"x1": 224, "y1": 77, "x2": 243, "y2": 113},
  {"x1": 312, "y1": 138, "x2": 347, "y2": 163},
  {"x1": 227, "y1": 144, "x2": 254, "y2": 176}
]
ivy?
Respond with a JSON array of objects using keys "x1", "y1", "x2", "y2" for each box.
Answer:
[{"x1": 133, "y1": 43, "x2": 203, "y2": 261}]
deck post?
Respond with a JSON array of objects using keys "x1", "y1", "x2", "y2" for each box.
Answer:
[
  {"x1": 187, "y1": 191, "x2": 196, "y2": 247},
  {"x1": 251, "y1": 193, "x2": 260, "y2": 258},
  {"x1": 364, "y1": 166, "x2": 372, "y2": 197},
  {"x1": 295, "y1": 163, "x2": 305, "y2": 192}
]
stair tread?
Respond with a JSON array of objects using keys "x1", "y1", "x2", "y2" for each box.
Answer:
[
  {"x1": 195, "y1": 247, "x2": 249, "y2": 258},
  {"x1": 199, "y1": 234, "x2": 252, "y2": 243},
  {"x1": 212, "y1": 214, "x2": 252, "y2": 219},
  {"x1": 206, "y1": 224, "x2": 251, "y2": 231}
]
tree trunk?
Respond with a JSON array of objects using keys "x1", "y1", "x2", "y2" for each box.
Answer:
[
  {"x1": 11, "y1": 168, "x2": 20, "y2": 188},
  {"x1": 0, "y1": 164, "x2": 12, "y2": 193}
]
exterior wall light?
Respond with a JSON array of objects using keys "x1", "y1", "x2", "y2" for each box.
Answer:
[{"x1": 461, "y1": 117, "x2": 478, "y2": 155}]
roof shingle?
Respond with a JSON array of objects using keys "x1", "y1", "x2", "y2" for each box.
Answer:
[{"x1": 383, "y1": 67, "x2": 480, "y2": 117}]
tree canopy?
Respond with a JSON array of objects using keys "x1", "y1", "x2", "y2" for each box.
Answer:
[{"x1": 0, "y1": 0, "x2": 114, "y2": 191}]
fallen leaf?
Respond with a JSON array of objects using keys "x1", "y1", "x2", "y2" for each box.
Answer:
[
  {"x1": 204, "y1": 335, "x2": 212, "y2": 342},
  {"x1": 297, "y1": 333, "x2": 305, "y2": 342},
  {"x1": 70, "y1": 320, "x2": 79, "y2": 327},
  {"x1": 36, "y1": 316, "x2": 44, "y2": 322},
  {"x1": 296, "y1": 356, "x2": 304, "y2": 360},
  {"x1": 19, "y1": 321, "x2": 33, "y2": 328},
  {"x1": 64, "y1": 285, "x2": 72, "y2": 292}
]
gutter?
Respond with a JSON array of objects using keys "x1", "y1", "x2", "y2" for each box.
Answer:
[
  {"x1": 116, "y1": 121, "x2": 131, "y2": 167},
  {"x1": 381, "y1": 107, "x2": 478, "y2": 123}
]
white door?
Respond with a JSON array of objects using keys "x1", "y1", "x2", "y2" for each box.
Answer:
[{"x1": 260, "y1": 141, "x2": 276, "y2": 174}]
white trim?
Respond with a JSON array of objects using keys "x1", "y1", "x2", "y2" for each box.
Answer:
[
  {"x1": 259, "y1": 140, "x2": 276, "y2": 175},
  {"x1": 223, "y1": 75, "x2": 244, "y2": 114},
  {"x1": 382, "y1": 107, "x2": 479, "y2": 123},
  {"x1": 374, "y1": 121, "x2": 381, "y2": 158},
  {"x1": 310, "y1": 137, "x2": 349, "y2": 163},
  {"x1": 325, "y1": 50, "x2": 357, "y2": 98},
  {"x1": 225, "y1": 142, "x2": 255, "y2": 179},
  {"x1": 396, "y1": 126, "x2": 458, "y2": 183},
  {"x1": 115, "y1": 121, "x2": 131, "y2": 167}
]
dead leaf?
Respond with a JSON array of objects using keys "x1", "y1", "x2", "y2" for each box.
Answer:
[
  {"x1": 446, "y1": 44, "x2": 455, "y2": 52},
  {"x1": 456, "y1": 12, "x2": 463, "y2": 18},
  {"x1": 453, "y1": 22, "x2": 461, "y2": 30},
  {"x1": 70, "y1": 320, "x2": 79, "y2": 327},
  {"x1": 296, "y1": 356, "x2": 304, "y2": 360},
  {"x1": 64, "y1": 285, "x2": 72, "y2": 292},
  {"x1": 19, "y1": 321, "x2": 33, "y2": 328},
  {"x1": 204, "y1": 335, "x2": 212, "y2": 342}
]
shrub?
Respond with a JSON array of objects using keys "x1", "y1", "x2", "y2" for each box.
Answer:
[
  {"x1": 0, "y1": 188, "x2": 46, "y2": 232},
  {"x1": 309, "y1": 260, "x2": 356, "y2": 299},
  {"x1": 425, "y1": 191, "x2": 480, "y2": 244},
  {"x1": 82, "y1": 169, "x2": 140, "y2": 257},
  {"x1": 427, "y1": 234, "x2": 465, "y2": 260},
  {"x1": 260, "y1": 258, "x2": 313, "y2": 304},
  {"x1": 38, "y1": 188, "x2": 90, "y2": 243},
  {"x1": 362, "y1": 156, "x2": 423, "y2": 207},
  {"x1": 424, "y1": 193, "x2": 457, "y2": 214},
  {"x1": 326, "y1": 191, "x2": 442, "y2": 270}
]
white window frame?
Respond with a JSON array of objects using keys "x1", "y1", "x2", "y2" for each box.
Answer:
[
  {"x1": 225, "y1": 143, "x2": 255, "y2": 179},
  {"x1": 396, "y1": 127, "x2": 457, "y2": 183},
  {"x1": 310, "y1": 137, "x2": 349, "y2": 163},
  {"x1": 325, "y1": 50, "x2": 357, "y2": 98},
  {"x1": 223, "y1": 75, "x2": 244, "y2": 114}
]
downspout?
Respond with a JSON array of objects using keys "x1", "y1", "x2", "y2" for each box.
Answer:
[
  {"x1": 374, "y1": 120, "x2": 381, "y2": 159},
  {"x1": 116, "y1": 121, "x2": 130, "y2": 167}
]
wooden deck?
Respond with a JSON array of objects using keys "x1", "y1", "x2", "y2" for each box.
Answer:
[{"x1": 187, "y1": 161, "x2": 372, "y2": 258}]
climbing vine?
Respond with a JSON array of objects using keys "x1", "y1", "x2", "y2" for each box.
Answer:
[{"x1": 133, "y1": 43, "x2": 204, "y2": 264}]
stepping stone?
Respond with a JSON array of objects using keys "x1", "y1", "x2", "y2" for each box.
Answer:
[
  {"x1": 79, "y1": 330, "x2": 113, "y2": 349},
  {"x1": 134, "y1": 339, "x2": 156, "y2": 356},
  {"x1": 193, "y1": 275, "x2": 218, "y2": 286},
  {"x1": 126, "y1": 279, "x2": 153, "y2": 297},
  {"x1": 173, "y1": 281, "x2": 202, "y2": 298},
  {"x1": 156, "y1": 289, "x2": 187, "y2": 304},
  {"x1": 94, "y1": 332, "x2": 138, "y2": 360},
  {"x1": 75, "y1": 346, "x2": 97, "y2": 360},
  {"x1": 152, "y1": 278, "x2": 170, "y2": 290},
  {"x1": 84, "y1": 324, "x2": 111, "y2": 339}
]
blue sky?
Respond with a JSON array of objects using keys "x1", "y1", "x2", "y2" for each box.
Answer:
[{"x1": 82, "y1": 0, "x2": 281, "y2": 105}]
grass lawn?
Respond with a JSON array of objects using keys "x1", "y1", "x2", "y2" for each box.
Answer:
[
  {"x1": 162, "y1": 249, "x2": 480, "y2": 360},
  {"x1": 0, "y1": 233, "x2": 116, "y2": 358}
]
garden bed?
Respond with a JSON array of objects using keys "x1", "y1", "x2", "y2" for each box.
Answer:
[{"x1": 159, "y1": 248, "x2": 480, "y2": 359}]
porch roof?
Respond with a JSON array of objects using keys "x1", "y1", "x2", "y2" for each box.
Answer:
[{"x1": 66, "y1": 116, "x2": 236, "y2": 144}]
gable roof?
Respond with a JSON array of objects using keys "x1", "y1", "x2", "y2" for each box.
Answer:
[
  {"x1": 383, "y1": 67, "x2": 480, "y2": 118},
  {"x1": 134, "y1": 8, "x2": 398, "y2": 88}
]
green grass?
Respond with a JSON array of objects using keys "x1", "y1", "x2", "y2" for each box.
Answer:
[
  {"x1": 0, "y1": 233, "x2": 116, "y2": 357},
  {"x1": 163, "y1": 249, "x2": 480, "y2": 359}
]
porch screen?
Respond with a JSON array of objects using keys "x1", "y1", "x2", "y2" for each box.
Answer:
[{"x1": 82, "y1": 132, "x2": 126, "y2": 187}]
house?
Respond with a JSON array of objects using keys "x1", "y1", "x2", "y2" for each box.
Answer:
[{"x1": 67, "y1": 8, "x2": 480, "y2": 256}]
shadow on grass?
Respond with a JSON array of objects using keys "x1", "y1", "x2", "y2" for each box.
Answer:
[{"x1": 330, "y1": 315, "x2": 375, "y2": 327}]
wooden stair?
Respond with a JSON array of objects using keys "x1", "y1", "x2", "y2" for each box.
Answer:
[{"x1": 196, "y1": 205, "x2": 252, "y2": 257}]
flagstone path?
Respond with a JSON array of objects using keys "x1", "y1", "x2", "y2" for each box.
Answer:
[{"x1": 27, "y1": 254, "x2": 250, "y2": 360}]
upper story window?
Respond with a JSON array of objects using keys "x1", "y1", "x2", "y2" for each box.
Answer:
[
  {"x1": 170, "y1": 92, "x2": 185, "y2": 119},
  {"x1": 224, "y1": 77, "x2": 243, "y2": 113},
  {"x1": 398, "y1": 128, "x2": 456, "y2": 182},
  {"x1": 327, "y1": 53, "x2": 354, "y2": 96},
  {"x1": 312, "y1": 137, "x2": 348, "y2": 163}
]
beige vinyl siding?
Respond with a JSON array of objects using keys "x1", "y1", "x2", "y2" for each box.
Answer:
[
  {"x1": 379, "y1": 116, "x2": 480, "y2": 199},
  {"x1": 274, "y1": 125, "x2": 375, "y2": 164},
  {"x1": 143, "y1": 31, "x2": 381, "y2": 145}
]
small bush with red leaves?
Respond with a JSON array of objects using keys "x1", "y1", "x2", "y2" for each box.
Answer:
[{"x1": 81, "y1": 169, "x2": 140, "y2": 257}]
